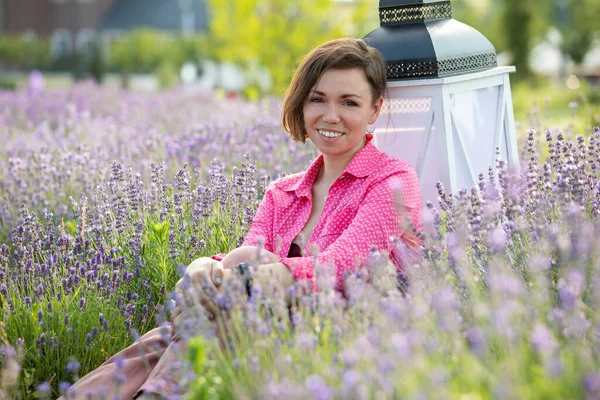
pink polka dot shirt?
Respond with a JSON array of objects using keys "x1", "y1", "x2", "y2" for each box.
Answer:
[{"x1": 241, "y1": 141, "x2": 423, "y2": 292}]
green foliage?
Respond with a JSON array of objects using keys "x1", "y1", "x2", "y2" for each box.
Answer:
[
  {"x1": 110, "y1": 29, "x2": 183, "y2": 74},
  {"x1": 0, "y1": 76, "x2": 17, "y2": 91},
  {"x1": 502, "y1": 0, "x2": 535, "y2": 80},
  {"x1": 179, "y1": 35, "x2": 210, "y2": 65},
  {"x1": 0, "y1": 36, "x2": 51, "y2": 70},
  {"x1": 452, "y1": 0, "x2": 507, "y2": 52},
  {"x1": 511, "y1": 78, "x2": 600, "y2": 134},
  {"x1": 142, "y1": 219, "x2": 175, "y2": 289},
  {"x1": 155, "y1": 61, "x2": 180, "y2": 89},
  {"x1": 89, "y1": 39, "x2": 107, "y2": 84},
  {"x1": 451, "y1": 0, "x2": 600, "y2": 79},
  {"x1": 205, "y1": 0, "x2": 374, "y2": 96},
  {"x1": 108, "y1": 29, "x2": 209, "y2": 88},
  {"x1": 555, "y1": 0, "x2": 600, "y2": 66}
]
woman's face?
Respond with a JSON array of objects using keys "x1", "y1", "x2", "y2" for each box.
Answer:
[{"x1": 303, "y1": 68, "x2": 383, "y2": 160}]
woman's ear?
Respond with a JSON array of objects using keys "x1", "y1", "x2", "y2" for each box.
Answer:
[{"x1": 369, "y1": 96, "x2": 384, "y2": 124}]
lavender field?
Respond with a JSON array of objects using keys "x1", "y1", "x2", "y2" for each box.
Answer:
[{"x1": 1, "y1": 79, "x2": 600, "y2": 399}]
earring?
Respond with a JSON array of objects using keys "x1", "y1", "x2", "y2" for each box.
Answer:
[{"x1": 365, "y1": 124, "x2": 375, "y2": 142}]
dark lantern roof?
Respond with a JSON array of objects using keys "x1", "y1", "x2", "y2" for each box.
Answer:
[{"x1": 363, "y1": 0, "x2": 498, "y2": 81}]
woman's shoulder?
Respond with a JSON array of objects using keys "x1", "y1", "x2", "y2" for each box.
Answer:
[
  {"x1": 373, "y1": 149, "x2": 418, "y2": 179},
  {"x1": 267, "y1": 172, "x2": 306, "y2": 192}
]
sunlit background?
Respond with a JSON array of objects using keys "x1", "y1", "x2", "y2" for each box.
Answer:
[
  {"x1": 1, "y1": 3, "x2": 600, "y2": 398},
  {"x1": 1, "y1": 0, "x2": 599, "y2": 129}
]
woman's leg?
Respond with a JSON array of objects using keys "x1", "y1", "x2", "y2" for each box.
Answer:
[
  {"x1": 60, "y1": 326, "x2": 175, "y2": 400},
  {"x1": 134, "y1": 332, "x2": 189, "y2": 398}
]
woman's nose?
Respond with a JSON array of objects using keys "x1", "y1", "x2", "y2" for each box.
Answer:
[{"x1": 322, "y1": 105, "x2": 340, "y2": 124}]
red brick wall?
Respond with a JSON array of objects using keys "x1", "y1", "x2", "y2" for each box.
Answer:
[{"x1": 2, "y1": 0, "x2": 116, "y2": 36}]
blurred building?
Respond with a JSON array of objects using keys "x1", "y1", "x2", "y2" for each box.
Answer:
[
  {"x1": 100, "y1": 0, "x2": 208, "y2": 36},
  {"x1": 0, "y1": 0, "x2": 207, "y2": 59},
  {"x1": 0, "y1": 0, "x2": 116, "y2": 58}
]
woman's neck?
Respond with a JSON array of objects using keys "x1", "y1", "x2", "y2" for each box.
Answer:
[{"x1": 319, "y1": 144, "x2": 364, "y2": 183}]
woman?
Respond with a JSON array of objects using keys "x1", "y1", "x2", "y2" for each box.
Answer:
[{"x1": 62, "y1": 38, "x2": 423, "y2": 399}]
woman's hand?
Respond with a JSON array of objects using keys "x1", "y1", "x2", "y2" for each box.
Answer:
[{"x1": 170, "y1": 258, "x2": 226, "y2": 340}]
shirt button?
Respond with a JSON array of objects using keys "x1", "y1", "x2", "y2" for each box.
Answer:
[{"x1": 339, "y1": 175, "x2": 345, "y2": 180}]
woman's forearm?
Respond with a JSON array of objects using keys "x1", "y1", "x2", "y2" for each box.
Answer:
[
  {"x1": 253, "y1": 262, "x2": 296, "y2": 305},
  {"x1": 219, "y1": 246, "x2": 281, "y2": 269}
]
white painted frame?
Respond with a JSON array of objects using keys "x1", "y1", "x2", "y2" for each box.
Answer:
[{"x1": 374, "y1": 66, "x2": 519, "y2": 204}]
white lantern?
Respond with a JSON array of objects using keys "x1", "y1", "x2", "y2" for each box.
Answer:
[{"x1": 364, "y1": 0, "x2": 520, "y2": 205}]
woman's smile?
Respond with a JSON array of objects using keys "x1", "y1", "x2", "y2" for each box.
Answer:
[{"x1": 318, "y1": 129, "x2": 344, "y2": 138}]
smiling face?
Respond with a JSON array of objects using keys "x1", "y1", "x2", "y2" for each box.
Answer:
[{"x1": 303, "y1": 68, "x2": 383, "y2": 161}]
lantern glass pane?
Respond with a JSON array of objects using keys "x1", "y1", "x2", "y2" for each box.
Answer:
[
  {"x1": 375, "y1": 96, "x2": 433, "y2": 168},
  {"x1": 450, "y1": 86, "x2": 504, "y2": 189},
  {"x1": 374, "y1": 96, "x2": 441, "y2": 204}
]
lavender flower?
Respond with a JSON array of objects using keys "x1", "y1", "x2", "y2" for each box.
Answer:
[
  {"x1": 305, "y1": 375, "x2": 335, "y2": 400},
  {"x1": 66, "y1": 358, "x2": 80, "y2": 373},
  {"x1": 36, "y1": 382, "x2": 51, "y2": 398}
]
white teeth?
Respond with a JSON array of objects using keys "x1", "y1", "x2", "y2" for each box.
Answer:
[{"x1": 318, "y1": 130, "x2": 343, "y2": 138}]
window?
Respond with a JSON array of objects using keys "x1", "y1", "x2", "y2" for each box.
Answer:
[
  {"x1": 50, "y1": 29, "x2": 73, "y2": 58},
  {"x1": 76, "y1": 29, "x2": 96, "y2": 57}
]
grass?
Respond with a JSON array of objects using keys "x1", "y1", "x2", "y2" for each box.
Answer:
[{"x1": 512, "y1": 77, "x2": 600, "y2": 135}]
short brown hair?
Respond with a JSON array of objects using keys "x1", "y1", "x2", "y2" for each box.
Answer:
[{"x1": 282, "y1": 38, "x2": 388, "y2": 143}]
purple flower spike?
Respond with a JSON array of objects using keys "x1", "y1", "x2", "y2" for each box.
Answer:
[
  {"x1": 36, "y1": 382, "x2": 51, "y2": 397},
  {"x1": 305, "y1": 375, "x2": 335, "y2": 400},
  {"x1": 59, "y1": 381, "x2": 71, "y2": 395},
  {"x1": 66, "y1": 358, "x2": 81, "y2": 373}
]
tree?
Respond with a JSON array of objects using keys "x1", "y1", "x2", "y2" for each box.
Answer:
[
  {"x1": 452, "y1": 0, "x2": 551, "y2": 80},
  {"x1": 555, "y1": 0, "x2": 600, "y2": 70},
  {"x1": 452, "y1": 0, "x2": 507, "y2": 52},
  {"x1": 502, "y1": 0, "x2": 536, "y2": 80},
  {"x1": 205, "y1": 0, "x2": 374, "y2": 97}
]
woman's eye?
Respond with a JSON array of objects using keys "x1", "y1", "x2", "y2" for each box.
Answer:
[
  {"x1": 344, "y1": 101, "x2": 358, "y2": 107},
  {"x1": 310, "y1": 97, "x2": 324, "y2": 103}
]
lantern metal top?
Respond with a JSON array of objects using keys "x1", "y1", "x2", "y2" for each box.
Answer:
[{"x1": 363, "y1": 0, "x2": 498, "y2": 80}]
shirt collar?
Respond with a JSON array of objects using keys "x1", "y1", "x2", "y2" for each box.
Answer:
[
  {"x1": 281, "y1": 142, "x2": 381, "y2": 198},
  {"x1": 344, "y1": 141, "x2": 380, "y2": 178}
]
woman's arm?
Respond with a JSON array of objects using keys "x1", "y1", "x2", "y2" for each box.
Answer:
[
  {"x1": 251, "y1": 262, "x2": 296, "y2": 305},
  {"x1": 219, "y1": 246, "x2": 280, "y2": 269},
  {"x1": 279, "y1": 170, "x2": 422, "y2": 292}
]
